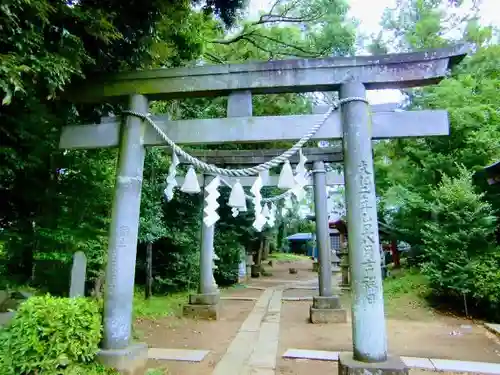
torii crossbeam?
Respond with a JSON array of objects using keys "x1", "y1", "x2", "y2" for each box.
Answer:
[{"x1": 59, "y1": 45, "x2": 469, "y2": 374}]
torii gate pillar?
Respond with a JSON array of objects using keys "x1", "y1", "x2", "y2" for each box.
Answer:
[
  {"x1": 340, "y1": 82, "x2": 389, "y2": 365},
  {"x1": 310, "y1": 160, "x2": 347, "y2": 324},
  {"x1": 97, "y1": 94, "x2": 149, "y2": 372}
]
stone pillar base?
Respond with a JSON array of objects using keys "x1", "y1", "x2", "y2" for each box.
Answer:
[
  {"x1": 97, "y1": 342, "x2": 148, "y2": 375},
  {"x1": 182, "y1": 293, "x2": 220, "y2": 320},
  {"x1": 309, "y1": 295, "x2": 347, "y2": 323},
  {"x1": 338, "y1": 352, "x2": 408, "y2": 375}
]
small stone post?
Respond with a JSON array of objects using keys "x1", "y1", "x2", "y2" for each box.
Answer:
[
  {"x1": 338, "y1": 82, "x2": 406, "y2": 374},
  {"x1": 340, "y1": 245, "x2": 350, "y2": 288},
  {"x1": 183, "y1": 175, "x2": 220, "y2": 320},
  {"x1": 309, "y1": 161, "x2": 347, "y2": 324},
  {"x1": 245, "y1": 254, "x2": 254, "y2": 282},
  {"x1": 69, "y1": 251, "x2": 87, "y2": 298},
  {"x1": 238, "y1": 249, "x2": 247, "y2": 283},
  {"x1": 98, "y1": 94, "x2": 149, "y2": 373}
]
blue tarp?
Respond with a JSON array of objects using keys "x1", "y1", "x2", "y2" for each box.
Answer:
[
  {"x1": 286, "y1": 232, "x2": 316, "y2": 257},
  {"x1": 286, "y1": 233, "x2": 313, "y2": 241}
]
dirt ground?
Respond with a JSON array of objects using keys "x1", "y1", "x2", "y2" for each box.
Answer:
[
  {"x1": 278, "y1": 300, "x2": 500, "y2": 362},
  {"x1": 250, "y1": 259, "x2": 318, "y2": 288},
  {"x1": 276, "y1": 261, "x2": 500, "y2": 375},
  {"x1": 136, "y1": 259, "x2": 500, "y2": 375},
  {"x1": 136, "y1": 297, "x2": 255, "y2": 375},
  {"x1": 219, "y1": 285, "x2": 264, "y2": 299}
]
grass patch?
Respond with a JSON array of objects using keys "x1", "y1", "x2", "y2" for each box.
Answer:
[
  {"x1": 133, "y1": 289, "x2": 192, "y2": 319},
  {"x1": 146, "y1": 368, "x2": 168, "y2": 375},
  {"x1": 268, "y1": 252, "x2": 310, "y2": 262},
  {"x1": 383, "y1": 268, "x2": 434, "y2": 320}
]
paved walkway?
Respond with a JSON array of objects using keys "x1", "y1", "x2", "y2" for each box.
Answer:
[{"x1": 211, "y1": 286, "x2": 283, "y2": 375}]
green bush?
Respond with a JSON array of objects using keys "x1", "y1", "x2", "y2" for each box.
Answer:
[
  {"x1": 0, "y1": 295, "x2": 104, "y2": 374},
  {"x1": 214, "y1": 230, "x2": 244, "y2": 286},
  {"x1": 469, "y1": 250, "x2": 500, "y2": 320},
  {"x1": 421, "y1": 167, "x2": 499, "y2": 315}
]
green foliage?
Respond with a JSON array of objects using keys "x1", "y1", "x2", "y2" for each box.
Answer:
[
  {"x1": 133, "y1": 289, "x2": 191, "y2": 319},
  {"x1": 204, "y1": 0, "x2": 356, "y2": 63},
  {"x1": 0, "y1": 295, "x2": 103, "y2": 374},
  {"x1": 384, "y1": 268, "x2": 429, "y2": 299},
  {"x1": 469, "y1": 251, "x2": 500, "y2": 316},
  {"x1": 0, "y1": 0, "x2": 248, "y2": 288},
  {"x1": 375, "y1": 45, "x2": 500, "y2": 249},
  {"x1": 214, "y1": 229, "x2": 245, "y2": 285},
  {"x1": 0, "y1": 0, "x2": 363, "y2": 298},
  {"x1": 370, "y1": 0, "x2": 496, "y2": 52},
  {"x1": 145, "y1": 368, "x2": 167, "y2": 375},
  {"x1": 372, "y1": 2, "x2": 500, "y2": 320},
  {"x1": 420, "y1": 168, "x2": 497, "y2": 297},
  {"x1": 382, "y1": 268, "x2": 435, "y2": 320},
  {"x1": 139, "y1": 149, "x2": 169, "y2": 244},
  {"x1": 269, "y1": 252, "x2": 310, "y2": 261}
]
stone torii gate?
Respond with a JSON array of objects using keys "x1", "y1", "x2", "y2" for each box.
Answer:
[
  {"x1": 177, "y1": 146, "x2": 345, "y2": 321},
  {"x1": 59, "y1": 45, "x2": 468, "y2": 374},
  {"x1": 176, "y1": 101, "x2": 400, "y2": 324}
]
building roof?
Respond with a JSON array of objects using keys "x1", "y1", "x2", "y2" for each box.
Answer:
[
  {"x1": 484, "y1": 161, "x2": 500, "y2": 185},
  {"x1": 286, "y1": 233, "x2": 313, "y2": 241}
]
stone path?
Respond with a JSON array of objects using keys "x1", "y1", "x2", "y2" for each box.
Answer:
[{"x1": 211, "y1": 287, "x2": 283, "y2": 375}]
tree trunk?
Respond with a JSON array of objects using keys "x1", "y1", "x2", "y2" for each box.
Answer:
[
  {"x1": 277, "y1": 222, "x2": 285, "y2": 251},
  {"x1": 145, "y1": 242, "x2": 153, "y2": 299},
  {"x1": 262, "y1": 236, "x2": 270, "y2": 260},
  {"x1": 251, "y1": 234, "x2": 264, "y2": 277},
  {"x1": 91, "y1": 270, "x2": 105, "y2": 299}
]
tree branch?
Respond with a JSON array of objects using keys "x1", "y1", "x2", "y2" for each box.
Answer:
[
  {"x1": 241, "y1": 36, "x2": 299, "y2": 58},
  {"x1": 209, "y1": 0, "x2": 324, "y2": 45},
  {"x1": 251, "y1": 33, "x2": 323, "y2": 57},
  {"x1": 204, "y1": 51, "x2": 226, "y2": 64},
  {"x1": 210, "y1": 28, "x2": 258, "y2": 44}
]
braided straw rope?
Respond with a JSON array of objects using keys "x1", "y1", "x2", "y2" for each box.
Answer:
[{"x1": 122, "y1": 96, "x2": 368, "y2": 177}]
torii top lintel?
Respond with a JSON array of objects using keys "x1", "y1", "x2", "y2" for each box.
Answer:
[{"x1": 70, "y1": 45, "x2": 469, "y2": 103}]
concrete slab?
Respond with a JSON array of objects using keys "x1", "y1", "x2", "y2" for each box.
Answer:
[
  {"x1": 400, "y1": 357, "x2": 435, "y2": 370},
  {"x1": 430, "y1": 359, "x2": 500, "y2": 374},
  {"x1": 282, "y1": 296, "x2": 313, "y2": 301},
  {"x1": 280, "y1": 349, "x2": 500, "y2": 375},
  {"x1": 485, "y1": 323, "x2": 500, "y2": 337},
  {"x1": 246, "y1": 290, "x2": 283, "y2": 370},
  {"x1": 148, "y1": 348, "x2": 209, "y2": 362},
  {"x1": 0, "y1": 311, "x2": 15, "y2": 326},
  {"x1": 220, "y1": 296, "x2": 258, "y2": 301},
  {"x1": 282, "y1": 349, "x2": 339, "y2": 361},
  {"x1": 247, "y1": 321, "x2": 280, "y2": 368},
  {"x1": 212, "y1": 288, "x2": 275, "y2": 375}
]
